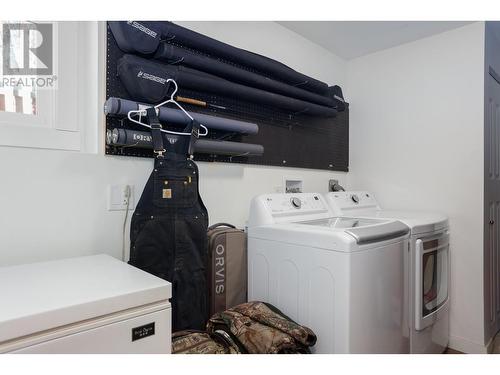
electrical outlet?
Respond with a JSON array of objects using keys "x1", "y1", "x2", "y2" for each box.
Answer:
[
  {"x1": 284, "y1": 177, "x2": 303, "y2": 193},
  {"x1": 107, "y1": 185, "x2": 135, "y2": 211}
]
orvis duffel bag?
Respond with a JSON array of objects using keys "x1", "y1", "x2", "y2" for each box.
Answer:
[{"x1": 207, "y1": 223, "x2": 247, "y2": 318}]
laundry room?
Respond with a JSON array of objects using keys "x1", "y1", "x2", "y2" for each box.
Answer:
[{"x1": 1, "y1": 1, "x2": 499, "y2": 373}]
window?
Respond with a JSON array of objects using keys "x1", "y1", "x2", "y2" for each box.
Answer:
[
  {"x1": 1, "y1": 23, "x2": 39, "y2": 116},
  {"x1": 0, "y1": 21, "x2": 101, "y2": 152}
]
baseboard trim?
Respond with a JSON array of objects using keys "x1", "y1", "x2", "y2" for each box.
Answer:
[{"x1": 449, "y1": 334, "x2": 488, "y2": 354}]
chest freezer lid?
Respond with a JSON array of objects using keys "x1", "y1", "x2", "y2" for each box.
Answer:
[{"x1": 0, "y1": 254, "x2": 171, "y2": 343}]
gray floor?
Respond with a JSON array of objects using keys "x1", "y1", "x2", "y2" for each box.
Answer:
[
  {"x1": 445, "y1": 333, "x2": 500, "y2": 354},
  {"x1": 492, "y1": 333, "x2": 500, "y2": 354}
]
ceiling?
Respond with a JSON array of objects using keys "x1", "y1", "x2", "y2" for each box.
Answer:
[{"x1": 278, "y1": 21, "x2": 473, "y2": 60}]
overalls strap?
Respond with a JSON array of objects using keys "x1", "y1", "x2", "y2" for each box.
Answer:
[{"x1": 145, "y1": 107, "x2": 165, "y2": 158}]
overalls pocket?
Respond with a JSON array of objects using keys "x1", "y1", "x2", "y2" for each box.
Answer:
[{"x1": 153, "y1": 169, "x2": 198, "y2": 208}]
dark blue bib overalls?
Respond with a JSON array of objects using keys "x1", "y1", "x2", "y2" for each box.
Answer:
[{"x1": 129, "y1": 108, "x2": 208, "y2": 331}]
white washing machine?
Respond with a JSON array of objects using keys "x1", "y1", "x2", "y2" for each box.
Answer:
[
  {"x1": 323, "y1": 191, "x2": 450, "y2": 354},
  {"x1": 247, "y1": 193, "x2": 410, "y2": 353},
  {"x1": 0, "y1": 254, "x2": 172, "y2": 354}
]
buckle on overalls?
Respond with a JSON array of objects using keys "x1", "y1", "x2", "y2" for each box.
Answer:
[{"x1": 155, "y1": 148, "x2": 166, "y2": 158}]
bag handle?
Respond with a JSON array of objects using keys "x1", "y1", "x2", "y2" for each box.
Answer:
[{"x1": 208, "y1": 223, "x2": 237, "y2": 231}]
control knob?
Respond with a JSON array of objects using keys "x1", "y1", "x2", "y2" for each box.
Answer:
[
  {"x1": 351, "y1": 194, "x2": 360, "y2": 204},
  {"x1": 291, "y1": 197, "x2": 301, "y2": 209}
]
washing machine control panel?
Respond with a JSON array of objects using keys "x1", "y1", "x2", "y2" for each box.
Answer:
[
  {"x1": 248, "y1": 193, "x2": 332, "y2": 227},
  {"x1": 265, "y1": 193, "x2": 328, "y2": 215},
  {"x1": 325, "y1": 191, "x2": 380, "y2": 213}
]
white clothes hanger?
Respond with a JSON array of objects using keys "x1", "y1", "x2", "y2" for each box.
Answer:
[{"x1": 127, "y1": 79, "x2": 209, "y2": 137}]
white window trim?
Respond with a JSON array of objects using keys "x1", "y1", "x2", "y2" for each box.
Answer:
[{"x1": 0, "y1": 22, "x2": 102, "y2": 153}]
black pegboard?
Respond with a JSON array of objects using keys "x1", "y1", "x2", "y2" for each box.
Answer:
[{"x1": 105, "y1": 23, "x2": 349, "y2": 172}]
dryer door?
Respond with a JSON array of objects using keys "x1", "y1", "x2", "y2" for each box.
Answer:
[{"x1": 415, "y1": 232, "x2": 449, "y2": 331}]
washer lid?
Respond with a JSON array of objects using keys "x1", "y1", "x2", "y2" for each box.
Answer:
[
  {"x1": 0, "y1": 254, "x2": 171, "y2": 343},
  {"x1": 354, "y1": 210, "x2": 448, "y2": 235},
  {"x1": 298, "y1": 217, "x2": 410, "y2": 244},
  {"x1": 322, "y1": 192, "x2": 449, "y2": 235},
  {"x1": 300, "y1": 216, "x2": 388, "y2": 228}
]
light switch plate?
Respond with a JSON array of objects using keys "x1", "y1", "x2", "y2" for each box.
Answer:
[{"x1": 107, "y1": 185, "x2": 135, "y2": 211}]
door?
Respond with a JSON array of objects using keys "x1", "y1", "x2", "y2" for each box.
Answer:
[
  {"x1": 484, "y1": 67, "x2": 500, "y2": 342},
  {"x1": 415, "y1": 233, "x2": 450, "y2": 331}
]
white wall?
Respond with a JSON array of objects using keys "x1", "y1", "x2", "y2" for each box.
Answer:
[
  {"x1": 0, "y1": 22, "x2": 347, "y2": 267},
  {"x1": 179, "y1": 22, "x2": 347, "y2": 88},
  {"x1": 346, "y1": 22, "x2": 486, "y2": 352}
]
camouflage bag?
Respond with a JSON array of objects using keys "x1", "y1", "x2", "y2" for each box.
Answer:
[
  {"x1": 206, "y1": 301, "x2": 317, "y2": 354},
  {"x1": 172, "y1": 330, "x2": 241, "y2": 354}
]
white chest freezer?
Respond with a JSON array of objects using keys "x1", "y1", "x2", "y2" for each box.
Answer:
[{"x1": 0, "y1": 254, "x2": 172, "y2": 354}]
